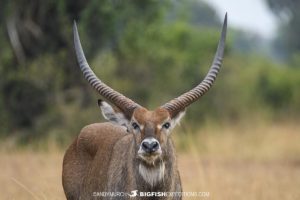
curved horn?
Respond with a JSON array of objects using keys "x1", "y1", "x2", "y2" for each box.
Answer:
[
  {"x1": 162, "y1": 13, "x2": 227, "y2": 117},
  {"x1": 73, "y1": 22, "x2": 140, "y2": 118}
]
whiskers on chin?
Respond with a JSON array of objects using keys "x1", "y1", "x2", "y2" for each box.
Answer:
[{"x1": 138, "y1": 159, "x2": 165, "y2": 187}]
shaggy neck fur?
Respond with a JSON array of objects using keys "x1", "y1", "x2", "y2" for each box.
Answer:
[{"x1": 138, "y1": 161, "x2": 165, "y2": 187}]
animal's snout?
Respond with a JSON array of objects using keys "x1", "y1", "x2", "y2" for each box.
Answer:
[{"x1": 141, "y1": 138, "x2": 160, "y2": 154}]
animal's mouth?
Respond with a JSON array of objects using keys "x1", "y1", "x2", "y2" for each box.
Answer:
[
  {"x1": 137, "y1": 137, "x2": 163, "y2": 165},
  {"x1": 137, "y1": 151, "x2": 162, "y2": 166}
]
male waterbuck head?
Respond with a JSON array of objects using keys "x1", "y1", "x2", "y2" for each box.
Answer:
[{"x1": 63, "y1": 14, "x2": 227, "y2": 199}]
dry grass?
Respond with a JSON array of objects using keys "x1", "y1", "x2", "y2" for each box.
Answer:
[
  {"x1": 0, "y1": 150, "x2": 65, "y2": 200},
  {"x1": 176, "y1": 122, "x2": 300, "y2": 200},
  {"x1": 1, "y1": 123, "x2": 300, "y2": 199}
]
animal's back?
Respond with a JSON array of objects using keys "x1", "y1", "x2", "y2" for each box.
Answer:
[{"x1": 62, "y1": 122, "x2": 127, "y2": 199}]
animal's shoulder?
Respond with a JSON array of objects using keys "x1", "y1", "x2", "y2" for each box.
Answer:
[{"x1": 77, "y1": 122, "x2": 128, "y2": 157}]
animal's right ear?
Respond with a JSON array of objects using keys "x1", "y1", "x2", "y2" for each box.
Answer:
[{"x1": 98, "y1": 99, "x2": 130, "y2": 128}]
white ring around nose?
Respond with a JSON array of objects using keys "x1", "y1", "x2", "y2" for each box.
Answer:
[{"x1": 142, "y1": 137, "x2": 159, "y2": 144}]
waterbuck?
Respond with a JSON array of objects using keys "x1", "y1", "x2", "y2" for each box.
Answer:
[{"x1": 62, "y1": 14, "x2": 227, "y2": 200}]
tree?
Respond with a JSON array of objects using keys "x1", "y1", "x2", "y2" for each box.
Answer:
[
  {"x1": 0, "y1": 0, "x2": 167, "y2": 134},
  {"x1": 266, "y1": 0, "x2": 300, "y2": 60}
]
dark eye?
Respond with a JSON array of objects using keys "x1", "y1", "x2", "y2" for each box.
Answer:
[
  {"x1": 163, "y1": 122, "x2": 170, "y2": 129},
  {"x1": 132, "y1": 122, "x2": 140, "y2": 130}
]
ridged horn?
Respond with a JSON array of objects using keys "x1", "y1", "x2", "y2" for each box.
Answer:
[
  {"x1": 73, "y1": 21, "x2": 140, "y2": 118},
  {"x1": 161, "y1": 13, "x2": 227, "y2": 117}
]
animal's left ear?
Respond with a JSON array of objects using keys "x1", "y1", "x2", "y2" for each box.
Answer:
[
  {"x1": 98, "y1": 99, "x2": 130, "y2": 128},
  {"x1": 170, "y1": 109, "x2": 186, "y2": 127}
]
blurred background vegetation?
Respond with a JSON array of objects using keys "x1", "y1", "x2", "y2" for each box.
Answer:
[{"x1": 0, "y1": 0, "x2": 299, "y2": 146}]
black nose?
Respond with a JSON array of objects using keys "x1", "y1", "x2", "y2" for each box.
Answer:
[{"x1": 142, "y1": 141, "x2": 159, "y2": 153}]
